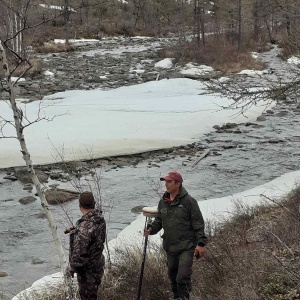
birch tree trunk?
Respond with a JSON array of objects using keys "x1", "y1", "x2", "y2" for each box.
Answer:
[
  {"x1": 237, "y1": 0, "x2": 242, "y2": 51},
  {"x1": 0, "y1": 41, "x2": 76, "y2": 299}
]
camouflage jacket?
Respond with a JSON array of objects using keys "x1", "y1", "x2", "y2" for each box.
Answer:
[
  {"x1": 69, "y1": 209, "x2": 106, "y2": 272},
  {"x1": 150, "y1": 187, "x2": 207, "y2": 255}
]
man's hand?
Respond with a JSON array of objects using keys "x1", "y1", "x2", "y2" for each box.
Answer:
[
  {"x1": 64, "y1": 226, "x2": 74, "y2": 234},
  {"x1": 194, "y1": 246, "x2": 205, "y2": 259},
  {"x1": 65, "y1": 265, "x2": 75, "y2": 278},
  {"x1": 144, "y1": 227, "x2": 152, "y2": 237}
]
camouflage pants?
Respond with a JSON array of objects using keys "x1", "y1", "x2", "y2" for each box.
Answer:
[{"x1": 77, "y1": 267, "x2": 104, "y2": 300}]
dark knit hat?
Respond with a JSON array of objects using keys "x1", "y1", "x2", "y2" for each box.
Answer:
[{"x1": 79, "y1": 191, "x2": 95, "y2": 209}]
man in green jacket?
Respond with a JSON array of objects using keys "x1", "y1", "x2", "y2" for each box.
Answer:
[{"x1": 144, "y1": 171, "x2": 207, "y2": 300}]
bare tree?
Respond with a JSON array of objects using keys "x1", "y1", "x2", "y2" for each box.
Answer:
[{"x1": 0, "y1": 1, "x2": 77, "y2": 298}]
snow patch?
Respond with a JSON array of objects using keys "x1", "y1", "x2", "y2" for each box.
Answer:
[
  {"x1": 238, "y1": 69, "x2": 270, "y2": 76},
  {"x1": 80, "y1": 43, "x2": 161, "y2": 58},
  {"x1": 154, "y1": 58, "x2": 174, "y2": 69},
  {"x1": 43, "y1": 70, "x2": 54, "y2": 77},
  {"x1": 39, "y1": 4, "x2": 76, "y2": 12},
  {"x1": 218, "y1": 76, "x2": 230, "y2": 83},
  {"x1": 12, "y1": 272, "x2": 64, "y2": 300},
  {"x1": 251, "y1": 52, "x2": 259, "y2": 59},
  {"x1": 287, "y1": 56, "x2": 300, "y2": 66},
  {"x1": 11, "y1": 77, "x2": 26, "y2": 82},
  {"x1": 54, "y1": 39, "x2": 99, "y2": 46},
  {"x1": 180, "y1": 63, "x2": 214, "y2": 76}
]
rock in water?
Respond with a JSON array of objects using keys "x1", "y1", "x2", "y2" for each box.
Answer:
[{"x1": 19, "y1": 196, "x2": 37, "y2": 205}]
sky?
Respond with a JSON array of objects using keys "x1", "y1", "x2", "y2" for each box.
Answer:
[{"x1": 0, "y1": 78, "x2": 272, "y2": 169}]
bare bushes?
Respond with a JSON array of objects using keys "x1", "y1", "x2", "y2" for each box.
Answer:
[
  {"x1": 278, "y1": 33, "x2": 300, "y2": 60},
  {"x1": 99, "y1": 244, "x2": 170, "y2": 300},
  {"x1": 11, "y1": 58, "x2": 43, "y2": 78},
  {"x1": 37, "y1": 43, "x2": 76, "y2": 54},
  {"x1": 192, "y1": 188, "x2": 300, "y2": 300},
  {"x1": 159, "y1": 35, "x2": 267, "y2": 74}
]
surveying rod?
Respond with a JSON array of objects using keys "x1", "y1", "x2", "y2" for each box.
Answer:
[{"x1": 137, "y1": 206, "x2": 158, "y2": 300}]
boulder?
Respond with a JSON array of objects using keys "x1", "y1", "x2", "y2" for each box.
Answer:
[
  {"x1": 32, "y1": 258, "x2": 45, "y2": 265},
  {"x1": 14, "y1": 167, "x2": 48, "y2": 183},
  {"x1": 45, "y1": 188, "x2": 79, "y2": 205},
  {"x1": 276, "y1": 111, "x2": 289, "y2": 117},
  {"x1": 257, "y1": 116, "x2": 267, "y2": 122},
  {"x1": 23, "y1": 184, "x2": 33, "y2": 191},
  {"x1": 3, "y1": 175, "x2": 17, "y2": 181},
  {"x1": 36, "y1": 212, "x2": 47, "y2": 219},
  {"x1": 0, "y1": 271, "x2": 8, "y2": 277},
  {"x1": 225, "y1": 122, "x2": 238, "y2": 129},
  {"x1": 19, "y1": 196, "x2": 37, "y2": 205}
]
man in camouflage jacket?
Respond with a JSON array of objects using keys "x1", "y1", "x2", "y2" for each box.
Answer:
[
  {"x1": 66, "y1": 191, "x2": 106, "y2": 300},
  {"x1": 145, "y1": 171, "x2": 207, "y2": 300}
]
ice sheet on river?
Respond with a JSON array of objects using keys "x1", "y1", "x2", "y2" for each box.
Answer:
[{"x1": 0, "y1": 78, "x2": 272, "y2": 169}]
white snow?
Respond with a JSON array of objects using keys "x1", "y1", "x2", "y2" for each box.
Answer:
[
  {"x1": 287, "y1": 56, "x2": 300, "y2": 66},
  {"x1": 130, "y1": 63, "x2": 145, "y2": 74},
  {"x1": 251, "y1": 52, "x2": 259, "y2": 59},
  {"x1": 80, "y1": 43, "x2": 161, "y2": 57},
  {"x1": 54, "y1": 39, "x2": 99, "y2": 46},
  {"x1": 238, "y1": 69, "x2": 270, "y2": 76},
  {"x1": 39, "y1": 4, "x2": 76, "y2": 12},
  {"x1": 12, "y1": 169, "x2": 300, "y2": 300},
  {"x1": 0, "y1": 78, "x2": 274, "y2": 169},
  {"x1": 43, "y1": 70, "x2": 54, "y2": 77},
  {"x1": 154, "y1": 58, "x2": 174, "y2": 69},
  {"x1": 12, "y1": 272, "x2": 64, "y2": 300},
  {"x1": 180, "y1": 63, "x2": 214, "y2": 76},
  {"x1": 11, "y1": 77, "x2": 26, "y2": 82},
  {"x1": 218, "y1": 76, "x2": 230, "y2": 83}
]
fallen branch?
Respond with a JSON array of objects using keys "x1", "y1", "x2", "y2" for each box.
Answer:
[{"x1": 191, "y1": 149, "x2": 211, "y2": 167}]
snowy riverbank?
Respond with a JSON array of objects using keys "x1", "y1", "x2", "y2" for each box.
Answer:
[{"x1": 11, "y1": 170, "x2": 300, "y2": 300}]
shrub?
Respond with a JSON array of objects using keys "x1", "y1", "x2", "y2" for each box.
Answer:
[
  {"x1": 37, "y1": 43, "x2": 76, "y2": 54},
  {"x1": 12, "y1": 58, "x2": 43, "y2": 78},
  {"x1": 158, "y1": 34, "x2": 267, "y2": 74}
]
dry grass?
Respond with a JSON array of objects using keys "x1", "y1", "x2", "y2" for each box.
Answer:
[
  {"x1": 99, "y1": 244, "x2": 170, "y2": 300},
  {"x1": 277, "y1": 32, "x2": 300, "y2": 60},
  {"x1": 11, "y1": 58, "x2": 43, "y2": 78},
  {"x1": 159, "y1": 35, "x2": 268, "y2": 75},
  {"x1": 0, "y1": 58, "x2": 42, "y2": 79},
  {"x1": 192, "y1": 187, "x2": 300, "y2": 300},
  {"x1": 37, "y1": 43, "x2": 76, "y2": 54}
]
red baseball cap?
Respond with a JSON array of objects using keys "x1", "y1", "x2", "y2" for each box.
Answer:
[{"x1": 160, "y1": 171, "x2": 183, "y2": 183}]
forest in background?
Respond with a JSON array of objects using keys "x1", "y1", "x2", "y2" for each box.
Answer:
[{"x1": 1, "y1": 0, "x2": 300, "y2": 60}]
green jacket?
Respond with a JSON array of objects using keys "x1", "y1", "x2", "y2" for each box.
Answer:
[{"x1": 150, "y1": 187, "x2": 207, "y2": 255}]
